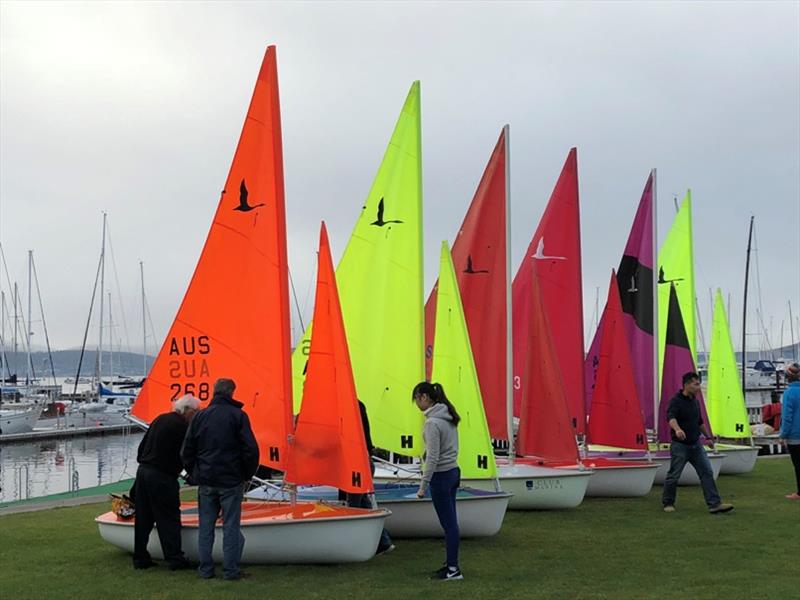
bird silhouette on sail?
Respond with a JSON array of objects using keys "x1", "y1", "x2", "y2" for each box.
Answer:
[
  {"x1": 233, "y1": 179, "x2": 265, "y2": 212},
  {"x1": 463, "y1": 255, "x2": 489, "y2": 274},
  {"x1": 531, "y1": 237, "x2": 566, "y2": 261},
  {"x1": 370, "y1": 198, "x2": 403, "y2": 227},
  {"x1": 657, "y1": 266, "x2": 683, "y2": 285}
]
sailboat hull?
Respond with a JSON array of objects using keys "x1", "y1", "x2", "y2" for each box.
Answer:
[
  {"x1": 715, "y1": 443, "x2": 758, "y2": 474},
  {"x1": 96, "y1": 502, "x2": 390, "y2": 564},
  {"x1": 246, "y1": 483, "x2": 511, "y2": 538},
  {"x1": 604, "y1": 451, "x2": 725, "y2": 485},
  {"x1": 0, "y1": 406, "x2": 43, "y2": 435},
  {"x1": 525, "y1": 457, "x2": 658, "y2": 497}
]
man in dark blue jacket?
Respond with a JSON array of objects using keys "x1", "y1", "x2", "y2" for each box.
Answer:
[
  {"x1": 662, "y1": 372, "x2": 733, "y2": 514},
  {"x1": 181, "y1": 378, "x2": 259, "y2": 580}
]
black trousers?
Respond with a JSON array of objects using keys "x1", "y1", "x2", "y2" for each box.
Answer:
[
  {"x1": 789, "y1": 444, "x2": 800, "y2": 494},
  {"x1": 133, "y1": 465, "x2": 184, "y2": 566}
]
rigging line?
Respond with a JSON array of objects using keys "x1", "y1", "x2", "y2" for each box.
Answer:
[
  {"x1": 144, "y1": 290, "x2": 159, "y2": 361},
  {"x1": 299, "y1": 250, "x2": 316, "y2": 331},
  {"x1": 31, "y1": 256, "x2": 58, "y2": 386},
  {"x1": 105, "y1": 222, "x2": 132, "y2": 354},
  {"x1": 751, "y1": 222, "x2": 772, "y2": 355},
  {"x1": 287, "y1": 266, "x2": 305, "y2": 335},
  {"x1": 73, "y1": 251, "x2": 104, "y2": 396}
]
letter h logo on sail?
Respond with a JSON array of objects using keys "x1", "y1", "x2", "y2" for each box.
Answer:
[
  {"x1": 351, "y1": 471, "x2": 362, "y2": 488},
  {"x1": 400, "y1": 435, "x2": 413, "y2": 449},
  {"x1": 477, "y1": 455, "x2": 488, "y2": 470},
  {"x1": 269, "y1": 447, "x2": 280, "y2": 462},
  {"x1": 735, "y1": 423, "x2": 744, "y2": 433}
]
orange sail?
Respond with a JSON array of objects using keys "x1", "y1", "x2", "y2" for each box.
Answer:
[
  {"x1": 586, "y1": 271, "x2": 648, "y2": 450},
  {"x1": 517, "y1": 262, "x2": 580, "y2": 462},
  {"x1": 131, "y1": 46, "x2": 293, "y2": 471},
  {"x1": 284, "y1": 223, "x2": 373, "y2": 494}
]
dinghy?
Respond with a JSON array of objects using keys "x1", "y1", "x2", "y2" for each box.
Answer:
[
  {"x1": 97, "y1": 47, "x2": 388, "y2": 564},
  {"x1": 288, "y1": 86, "x2": 510, "y2": 534},
  {"x1": 705, "y1": 290, "x2": 758, "y2": 474}
]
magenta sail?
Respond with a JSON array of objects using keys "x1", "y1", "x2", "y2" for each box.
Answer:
[{"x1": 657, "y1": 283, "x2": 712, "y2": 443}]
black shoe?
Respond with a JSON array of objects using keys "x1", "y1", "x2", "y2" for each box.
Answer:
[
  {"x1": 133, "y1": 560, "x2": 157, "y2": 570},
  {"x1": 376, "y1": 543, "x2": 396, "y2": 556},
  {"x1": 168, "y1": 559, "x2": 195, "y2": 571},
  {"x1": 431, "y1": 566, "x2": 463, "y2": 581},
  {"x1": 431, "y1": 565, "x2": 448, "y2": 578},
  {"x1": 224, "y1": 571, "x2": 251, "y2": 581}
]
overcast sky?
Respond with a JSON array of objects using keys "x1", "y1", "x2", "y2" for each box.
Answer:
[{"x1": 1, "y1": 1, "x2": 798, "y2": 361}]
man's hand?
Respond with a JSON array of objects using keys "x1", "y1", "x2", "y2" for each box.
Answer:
[
  {"x1": 675, "y1": 428, "x2": 686, "y2": 441},
  {"x1": 416, "y1": 488, "x2": 425, "y2": 498}
]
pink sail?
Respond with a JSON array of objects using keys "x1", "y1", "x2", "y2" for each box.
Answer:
[
  {"x1": 586, "y1": 271, "x2": 648, "y2": 450},
  {"x1": 517, "y1": 263, "x2": 580, "y2": 462},
  {"x1": 512, "y1": 148, "x2": 585, "y2": 434},
  {"x1": 424, "y1": 129, "x2": 508, "y2": 439}
]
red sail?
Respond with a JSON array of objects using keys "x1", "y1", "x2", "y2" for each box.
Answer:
[
  {"x1": 586, "y1": 271, "x2": 648, "y2": 450},
  {"x1": 284, "y1": 223, "x2": 373, "y2": 493},
  {"x1": 517, "y1": 263, "x2": 580, "y2": 462},
  {"x1": 512, "y1": 148, "x2": 585, "y2": 434},
  {"x1": 131, "y1": 47, "x2": 293, "y2": 471},
  {"x1": 424, "y1": 129, "x2": 508, "y2": 439}
]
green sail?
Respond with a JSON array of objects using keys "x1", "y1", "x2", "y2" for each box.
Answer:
[
  {"x1": 291, "y1": 82, "x2": 424, "y2": 456},
  {"x1": 658, "y1": 191, "x2": 696, "y2": 388},
  {"x1": 706, "y1": 289, "x2": 751, "y2": 438},
  {"x1": 431, "y1": 241, "x2": 497, "y2": 479}
]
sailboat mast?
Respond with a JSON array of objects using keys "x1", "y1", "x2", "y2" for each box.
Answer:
[
  {"x1": 651, "y1": 168, "x2": 659, "y2": 439},
  {"x1": 503, "y1": 124, "x2": 515, "y2": 463},
  {"x1": 13, "y1": 282, "x2": 18, "y2": 378},
  {"x1": 790, "y1": 300, "x2": 797, "y2": 361},
  {"x1": 27, "y1": 250, "x2": 32, "y2": 384},
  {"x1": 98, "y1": 212, "x2": 107, "y2": 384},
  {"x1": 108, "y1": 291, "x2": 114, "y2": 384},
  {"x1": 141, "y1": 261, "x2": 147, "y2": 378},
  {"x1": 1, "y1": 291, "x2": 5, "y2": 379},
  {"x1": 742, "y1": 216, "x2": 754, "y2": 399}
]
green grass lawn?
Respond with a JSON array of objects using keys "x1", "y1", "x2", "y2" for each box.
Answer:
[{"x1": 1, "y1": 458, "x2": 797, "y2": 600}]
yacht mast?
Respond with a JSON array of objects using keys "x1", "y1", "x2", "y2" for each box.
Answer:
[
  {"x1": 742, "y1": 216, "x2": 754, "y2": 398},
  {"x1": 27, "y1": 250, "x2": 32, "y2": 384},
  {"x1": 108, "y1": 291, "x2": 114, "y2": 385},
  {"x1": 140, "y1": 261, "x2": 147, "y2": 378},
  {"x1": 98, "y1": 212, "x2": 107, "y2": 384}
]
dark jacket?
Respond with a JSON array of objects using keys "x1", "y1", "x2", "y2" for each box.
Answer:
[
  {"x1": 181, "y1": 393, "x2": 260, "y2": 488},
  {"x1": 666, "y1": 390, "x2": 704, "y2": 445},
  {"x1": 137, "y1": 411, "x2": 189, "y2": 477}
]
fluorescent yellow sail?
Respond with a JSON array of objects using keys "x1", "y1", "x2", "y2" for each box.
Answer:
[
  {"x1": 291, "y1": 82, "x2": 424, "y2": 455},
  {"x1": 658, "y1": 191, "x2": 695, "y2": 388},
  {"x1": 706, "y1": 289, "x2": 751, "y2": 438},
  {"x1": 431, "y1": 241, "x2": 497, "y2": 479}
]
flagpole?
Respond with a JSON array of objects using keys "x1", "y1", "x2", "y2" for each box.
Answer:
[{"x1": 504, "y1": 124, "x2": 515, "y2": 465}]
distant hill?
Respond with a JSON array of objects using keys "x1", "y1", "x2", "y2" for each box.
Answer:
[{"x1": 1, "y1": 350, "x2": 154, "y2": 378}]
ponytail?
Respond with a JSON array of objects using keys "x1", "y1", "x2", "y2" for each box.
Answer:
[{"x1": 411, "y1": 381, "x2": 461, "y2": 426}]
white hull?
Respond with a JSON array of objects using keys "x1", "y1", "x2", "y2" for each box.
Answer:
[
  {"x1": 465, "y1": 463, "x2": 591, "y2": 510},
  {"x1": 379, "y1": 492, "x2": 511, "y2": 538},
  {"x1": 716, "y1": 444, "x2": 759, "y2": 474},
  {"x1": 580, "y1": 463, "x2": 658, "y2": 497},
  {"x1": 0, "y1": 406, "x2": 42, "y2": 435},
  {"x1": 639, "y1": 453, "x2": 725, "y2": 485},
  {"x1": 96, "y1": 503, "x2": 390, "y2": 564}
]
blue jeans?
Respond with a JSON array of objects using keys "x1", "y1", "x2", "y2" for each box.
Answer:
[
  {"x1": 430, "y1": 467, "x2": 460, "y2": 568},
  {"x1": 661, "y1": 442, "x2": 721, "y2": 508},
  {"x1": 198, "y1": 484, "x2": 245, "y2": 578}
]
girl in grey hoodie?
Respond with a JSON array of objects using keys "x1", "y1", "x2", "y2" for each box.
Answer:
[{"x1": 412, "y1": 381, "x2": 463, "y2": 581}]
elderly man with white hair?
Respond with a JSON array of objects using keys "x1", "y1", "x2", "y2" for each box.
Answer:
[{"x1": 132, "y1": 394, "x2": 200, "y2": 570}]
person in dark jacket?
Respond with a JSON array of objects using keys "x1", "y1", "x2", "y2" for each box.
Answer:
[
  {"x1": 132, "y1": 394, "x2": 200, "y2": 570},
  {"x1": 661, "y1": 372, "x2": 733, "y2": 514},
  {"x1": 181, "y1": 378, "x2": 259, "y2": 580}
]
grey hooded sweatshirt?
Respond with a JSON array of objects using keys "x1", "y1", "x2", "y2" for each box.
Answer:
[{"x1": 420, "y1": 402, "x2": 459, "y2": 493}]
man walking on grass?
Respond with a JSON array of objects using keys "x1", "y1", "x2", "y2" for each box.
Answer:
[
  {"x1": 662, "y1": 371, "x2": 734, "y2": 515},
  {"x1": 181, "y1": 378, "x2": 259, "y2": 580}
]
